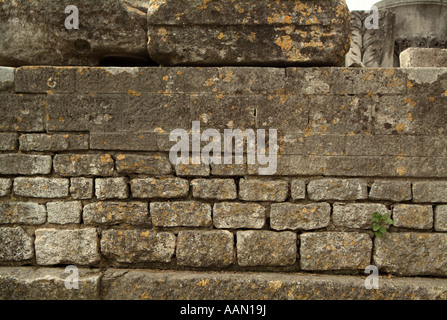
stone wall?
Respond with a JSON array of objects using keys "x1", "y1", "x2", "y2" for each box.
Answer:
[{"x1": 1, "y1": 66, "x2": 446, "y2": 300}]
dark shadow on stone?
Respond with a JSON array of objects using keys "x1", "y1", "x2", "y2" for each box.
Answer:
[{"x1": 99, "y1": 55, "x2": 159, "y2": 67}]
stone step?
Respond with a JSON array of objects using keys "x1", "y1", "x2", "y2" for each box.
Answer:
[{"x1": 1, "y1": 267, "x2": 446, "y2": 300}]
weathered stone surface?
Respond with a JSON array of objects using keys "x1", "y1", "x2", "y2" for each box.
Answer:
[
  {"x1": 101, "y1": 229, "x2": 175, "y2": 264},
  {"x1": 150, "y1": 201, "x2": 212, "y2": 228},
  {"x1": 213, "y1": 202, "x2": 266, "y2": 229},
  {"x1": 130, "y1": 177, "x2": 189, "y2": 199},
  {"x1": 239, "y1": 179, "x2": 289, "y2": 202},
  {"x1": 54, "y1": 154, "x2": 114, "y2": 177},
  {"x1": 0, "y1": 95, "x2": 45, "y2": 132},
  {"x1": 0, "y1": 133, "x2": 17, "y2": 150},
  {"x1": 211, "y1": 163, "x2": 248, "y2": 176},
  {"x1": 0, "y1": 0, "x2": 148, "y2": 66},
  {"x1": 0, "y1": 67, "x2": 14, "y2": 92},
  {"x1": 413, "y1": 181, "x2": 447, "y2": 203},
  {"x1": 191, "y1": 179, "x2": 237, "y2": 200},
  {"x1": 332, "y1": 203, "x2": 390, "y2": 229},
  {"x1": 0, "y1": 202, "x2": 46, "y2": 225},
  {"x1": 176, "y1": 162, "x2": 211, "y2": 177},
  {"x1": 177, "y1": 230, "x2": 234, "y2": 267},
  {"x1": 15, "y1": 67, "x2": 76, "y2": 94},
  {"x1": 237, "y1": 231, "x2": 297, "y2": 267},
  {"x1": 147, "y1": 0, "x2": 351, "y2": 67},
  {"x1": 0, "y1": 267, "x2": 101, "y2": 300},
  {"x1": 47, "y1": 201, "x2": 82, "y2": 225},
  {"x1": 95, "y1": 177, "x2": 129, "y2": 200},
  {"x1": 0, "y1": 154, "x2": 52, "y2": 175},
  {"x1": 70, "y1": 177, "x2": 93, "y2": 200},
  {"x1": 369, "y1": 180, "x2": 412, "y2": 202},
  {"x1": 90, "y1": 132, "x2": 161, "y2": 151},
  {"x1": 300, "y1": 232, "x2": 372, "y2": 271},
  {"x1": 393, "y1": 204, "x2": 433, "y2": 230},
  {"x1": 19, "y1": 134, "x2": 89, "y2": 151},
  {"x1": 101, "y1": 269, "x2": 447, "y2": 300},
  {"x1": 270, "y1": 203, "x2": 331, "y2": 231},
  {"x1": 83, "y1": 202, "x2": 150, "y2": 226},
  {"x1": 35, "y1": 228, "x2": 100, "y2": 266},
  {"x1": 0, "y1": 178, "x2": 12, "y2": 197},
  {"x1": 291, "y1": 179, "x2": 306, "y2": 200},
  {"x1": 373, "y1": 232, "x2": 447, "y2": 276},
  {"x1": 0, "y1": 227, "x2": 33, "y2": 262},
  {"x1": 115, "y1": 154, "x2": 172, "y2": 175},
  {"x1": 400, "y1": 48, "x2": 447, "y2": 67},
  {"x1": 435, "y1": 205, "x2": 447, "y2": 231},
  {"x1": 13, "y1": 177, "x2": 69, "y2": 199},
  {"x1": 307, "y1": 178, "x2": 368, "y2": 201}
]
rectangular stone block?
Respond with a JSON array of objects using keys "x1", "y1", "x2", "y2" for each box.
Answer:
[
  {"x1": 101, "y1": 229, "x2": 175, "y2": 264},
  {"x1": 0, "y1": 154, "x2": 52, "y2": 175},
  {"x1": 291, "y1": 179, "x2": 306, "y2": 200},
  {"x1": 239, "y1": 179, "x2": 289, "y2": 202},
  {"x1": 130, "y1": 177, "x2": 189, "y2": 199},
  {"x1": 0, "y1": 202, "x2": 46, "y2": 225},
  {"x1": 83, "y1": 202, "x2": 150, "y2": 226},
  {"x1": 270, "y1": 203, "x2": 331, "y2": 231},
  {"x1": 0, "y1": 95, "x2": 45, "y2": 132},
  {"x1": 393, "y1": 204, "x2": 433, "y2": 230},
  {"x1": 176, "y1": 230, "x2": 234, "y2": 268},
  {"x1": 0, "y1": 67, "x2": 14, "y2": 93},
  {"x1": 176, "y1": 162, "x2": 211, "y2": 177},
  {"x1": 0, "y1": 267, "x2": 101, "y2": 300},
  {"x1": 70, "y1": 177, "x2": 94, "y2": 200},
  {"x1": 115, "y1": 154, "x2": 172, "y2": 175},
  {"x1": 150, "y1": 201, "x2": 212, "y2": 228},
  {"x1": 35, "y1": 228, "x2": 100, "y2": 266},
  {"x1": 46, "y1": 201, "x2": 82, "y2": 225},
  {"x1": 435, "y1": 205, "x2": 447, "y2": 232},
  {"x1": 248, "y1": 155, "x2": 327, "y2": 176},
  {"x1": 0, "y1": 227, "x2": 34, "y2": 262},
  {"x1": 90, "y1": 132, "x2": 160, "y2": 151},
  {"x1": 400, "y1": 48, "x2": 447, "y2": 68},
  {"x1": 19, "y1": 134, "x2": 89, "y2": 151},
  {"x1": 15, "y1": 66, "x2": 77, "y2": 94},
  {"x1": 54, "y1": 154, "x2": 114, "y2": 177},
  {"x1": 236, "y1": 231, "x2": 297, "y2": 267},
  {"x1": 95, "y1": 177, "x2": 129, "y2": 200},
  {"x1": 13, "y1": 177, "x2": 69, "y2": 199},
  {"x1": 0, "y1": 178, "x2": 12, "y2": 197},
  {"x1": 303, "y1": 135, "x2": 346, "y2": 156},
  {"x1": 213, "y1": 202, "x2": 266, "y2": 229},
  {"x1": 413, "y1": 181, "x2": 447, "y2": 203},
  {"x1": 300, "y1": 232, "x2": 372, "y2": 271},
  {"x1": 332, "y1": 203, "x2": 390, "y2": 229},
  {"x1": 307, "y1": 178, "x2": 368, "y2": 201},
  {"x1": 147, "y1": 0, "x2": 350, "y2": 67},
  {"x1": 210, "y1": 163, "x2": 247, "y2": 176},
  {"x1": 0, "y1": 133, "x2": 17, "y2": 150},
  {"x1": 369, "y1": 180, "x2": 412, "y2": 202},
  {"x1": 373, "y1": 233, "x2": 447, "y2": 276},
  {"x1": 191, "y1": 179, "x2": 237, "y2": 200}
]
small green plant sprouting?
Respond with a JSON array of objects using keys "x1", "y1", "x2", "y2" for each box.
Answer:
[{"x1": 371, "y1": 212, "x2": 393, "y2": 238}]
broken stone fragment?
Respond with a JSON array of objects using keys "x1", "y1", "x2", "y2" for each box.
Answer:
[
  {"x1": 147, "y1": 0, "x2": 351, "y2": 66},
  {"x1": 0, "y1": 0, "x2": 149, "y2": 66}
]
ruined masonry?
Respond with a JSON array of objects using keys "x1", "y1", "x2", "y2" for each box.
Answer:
[{"x1": 0, "y1": 0, "x2": 447, "y2": 300}]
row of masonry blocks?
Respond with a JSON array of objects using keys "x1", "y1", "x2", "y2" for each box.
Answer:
[{"x1": 2, "y1": 226, "x2": 447, "y2": 276}]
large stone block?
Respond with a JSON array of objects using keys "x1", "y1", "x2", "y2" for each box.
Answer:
[
  {"x1": 0, "y1": 133, "x2": 17, "y2": 150},
  {"x1": 0, "y1": 178, "x2": 12, "y2": 197},
  {"x1": 0, "y1": 95, "x2": 45, "y2": 132},
  {"x1": 0, "y1": 154, "x2": 52, "y2": 175},
  {"x1": 54, "y1": 154, "x2": 114, "y2": 177},
  {"x1": 0, "y1": 267, "x2": 101, "y2": 300},
  {"x1": 236, "y1": 231, "x2": 297, "y2": 267},
  {"x1": 0, "y1": 67, "x2": 14, "y2": 92},
  {"x1": 150, "y1": 201, "x2": 212, "y2": 228},
  {"x1": 101, "y1": 229, "x2": 176, "y2": 264},
  {"x1": 332, "y1": 203, "x2": 390, "y2": 230},
  {"x1": 213, "y1": 202, "x2": 266, "y2": 229},
  {"x1": 15, "y1": 67, "x2": 76, "y2": 94},
  {"x1": 369, "y1": 180, "x2": 412, "y2": 202},
  {"x1": 0, "y1": 0, "x2": 148, "y2": 66},
  {"x1": 400, "y1": 48, "x2": 447, "y2": 68},
  {"x1": 13, "y1": 177, "x2": 69, "y2": 199},
  {"x1": 176, "y1": 230, "x2": 234, "y2": 267},
  {"x1": 0, "y1": 227, "x2": 33, "y2": 262},
  {"x1": 270, "y1": 203, "x2": 331, "y2": 231},
  {"x1": 413, "y1": 181, "x2": 447, "y2": 203},
  {"x1": 373, "y1": 233, "x2": 447, "y2": 276},
  {"x1": 191, "y1": 179, "x2": 237, "y2": 200},
  {"x1": 393, "y1": 204, "x2": 433, "y2": 230},
  {"x1": 115, "y1": 154, "x2": 172, "y2": 175},
  {"x1": 83, "y1": 202, "x2": 150, "y2": 226},
  {"x1": 307, "y1": 178, "x2": 368, "y2": 201},
  {"x1": 70, "y1": 177, "x2": 94, "y2": 200},
  {"x1": 130, "y1": 177, "x2": 189, "y2": 199},
  {"x1": 0, "y1": 202, "x2": 46, "y2": 225},
  {"x1": 35, "y1": 228, "x2": 100, "y2": 266},
  {"x1": 95, "y1": 177, "x2": 129, "y2": 200},
  {"x1": 435, "y1": 205, "x2": 447, "y2": 232},
  {"x1": 239, "y1": 179, "x2": 289, "y2": 202},
  {"x1": 46, "y1": 201, "x2": 82, "y2": 225},
  {"x1": 19, "y1": 134, "x2": 88, "y2": 151},
  {"x1": 147, "y1": 0, "x2": 351, "y2": 66},
  {"x1": 300, "y1": 232, "x2": 372, "y2": 271}
]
